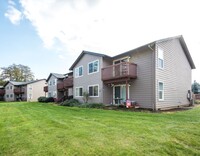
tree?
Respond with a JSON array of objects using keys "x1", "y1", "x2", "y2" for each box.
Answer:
[
  {"x1": 192, "y1": 80, "x2": 200, "y2": 94},
  {"x1": 0, "y1": 64, "x2": 34, "y2": 82}
]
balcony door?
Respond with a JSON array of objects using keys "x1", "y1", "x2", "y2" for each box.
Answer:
[
  {"x1": 113, "y1": 58, "x2": 129, "y2": 77},
  {"x1": 113, "y1": 85, "x2": 128, "y2": 104}
]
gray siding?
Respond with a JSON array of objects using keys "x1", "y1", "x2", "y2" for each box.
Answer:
[
  {"x1": 73, "y1": 54, "x2": 103, "y2": 103},
  {"x1": 47, "y1": 75, "x2": 58, "y2": 98},
  {"x1": 155, "y1": 39, "x2": 192, "y2": 109},
  {"x1": 129, "y1": 48, "x2": 155, "y2": 109},
  {"x1": 4, "y1": 83, "x2": 15, "y2": 101}
]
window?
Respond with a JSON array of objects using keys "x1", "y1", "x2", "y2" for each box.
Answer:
[
  {"x1": 75, "y1": 87, "x2": 83, "y2": 97},
  {"x1": 88, "y1": 85, "x2": 99, "y2": 97},
  {"x1": 75, "y1": 66, "x2": 83, "y2": 77},
  {"x1": 10, "y1": 94, "x2": 13, "y2": 98},
  {"x1": 48, "y1": 92, "x2": 52, "y2": 97},
  {"x1": 158, "y1": 47, "x2": 164, "y2": 69},
  {"x1": 88, "y1": 60, "x2": 99, "y2": 74},
  {"x1": 53, "y1": 79, "x2": 57, "y2": 85},
  {"x1": 158, "y1": 82, "x2": 164, "y2": 101},
  {"x1": 10, "y1": 86, "x2": 13, "y2": 90},
  {"x1": 6, "y1": 86, "x2": 9, "y2": 90},
  {"x1": 29, "y1": 94, "x2": 32, "y2": 99},
  {"x1": 6, "y1": 94, "x2": 9, "y2": 98},
  {"x1": 49, "y1": 81, "x2": 52, "y2": 86}
]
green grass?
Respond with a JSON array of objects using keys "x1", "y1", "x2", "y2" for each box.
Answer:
[{"x1": 0, "y1": 102, "x2": 200, "y2": 156}]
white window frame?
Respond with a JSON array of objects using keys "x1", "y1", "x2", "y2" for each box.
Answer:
[
  {"x1": 158, "y1": 81, "x2": 164, "y2": 101},
  {"x1": 75, "y1": 66, "x2": 83, "y2": 78},
  {"x1": 88, "y1": 84, "x2": 99, "y2": 97},
  {"x1": 49, "y1": 81, "x2": 52, "y2": 86},
  {"x1": 75, "y1": 87, "x2": 83, "y2": 97},
  {"x1": 10, "y1": 94, "x2": 13, "y2": 98},
  {"x1": 88, "y1": 60, "x2": 99, "y2": 75},
  {"x1": 158, "y1": 47, "x2": 164, "y2": 69}
]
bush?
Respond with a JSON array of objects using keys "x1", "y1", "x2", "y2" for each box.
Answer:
[
  {"x1": 38, "y1": 96, "x2": 47, "y2": 102},
  {"x1": 45, "y1": 97, "x2": 55, "y2": 103},
  {"x1": 195, "y1": 100, "x2": 200, "y2": 104},
  {"x1": 79, "y1": 103, "x2": 104, "y2": 109},
  {"x1": 60, "y1": 99, "x2": 80, "y2": 107}
]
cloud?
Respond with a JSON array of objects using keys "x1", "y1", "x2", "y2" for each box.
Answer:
[{"x1": 5, "y1": 5, "x2": 23, "y2": 25}]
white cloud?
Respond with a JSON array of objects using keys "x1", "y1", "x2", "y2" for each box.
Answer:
[
  {"x1": 6, "y1": 0, "x2": 200, "y2": 81},
  {"x1": 4, "y1": 5, "x2": 22, "y2": 25}
]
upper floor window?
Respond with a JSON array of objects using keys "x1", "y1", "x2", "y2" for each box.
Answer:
[
  {"x1": 88, "y1": 60, "x2": 99, "y2": 74},
  {"x1": 88, "y1": 85, "x2": 99, "y2": 97},
  {"x1": 75, "y1": 66, "x2": 83, "y2": 78},
  {"x1": 158, "y1": 47, "x2": 164, "y2": 69},
  {"x1": 158, "y1": 82, "x2": 164, "y2": 101},
  {"x1": 10, "y1": 86, "x2": 13, "y2": 90},
  {"x1": 6, "y1": 86, "x2": 9, "y2": 90},
  {"x1": 49, "y1": 81, "x2": 52, "y2": 86},
  {"x1": 53, "y1": 79, "x2": 57, "y2": 85}
]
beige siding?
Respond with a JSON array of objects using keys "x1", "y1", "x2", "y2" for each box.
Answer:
[
  {"x1": 155, "y1": 39, "x2": 192, "y2": 109},
  {"x1": 27, "y1": 80, "x2": 46, "y2": 102},
  {"x1": 129, "y1": 48, "x2": 155, "y2": 109},
  {"x1": 73, "y1": 54, "x2": 103, "y2": 103}
]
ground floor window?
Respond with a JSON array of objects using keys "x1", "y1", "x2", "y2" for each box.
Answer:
[
  {"x1": 75, "y1": 87, "x2": 83, "y2": 97},
  {"x1": 88, "y1": 85, "x2": 99, "y2": 97},
  {"x1": 158, "y1": 82, "x2": 164, "y2": 101}
]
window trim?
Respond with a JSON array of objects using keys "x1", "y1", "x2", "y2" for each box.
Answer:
[
  {"x1": 75, "y1": 86, "x2": 83, "y2": 97},
  {"x1": 88, "y1": 60, "x2": 99, "y2": 75},
  {"x1": 158, "y1": 81, "x2": 164, "y2": 101},
  {"x1": 75, "y1": 66, "x2": 83, "y2": 78},
  {"x1": 88, "y1": 84, "x2": 99, "y2": 97},
  {"x1": 158, "y1": 47, "x2": 164, "y2": 69}
]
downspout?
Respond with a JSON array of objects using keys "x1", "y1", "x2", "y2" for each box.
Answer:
[{"x1": 148, "y1": 44, "x2": 157, "y2": 111}]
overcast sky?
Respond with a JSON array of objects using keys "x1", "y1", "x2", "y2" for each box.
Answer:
[{"x1": 0, "y1": 0, "x2": 200, "y2": 82}]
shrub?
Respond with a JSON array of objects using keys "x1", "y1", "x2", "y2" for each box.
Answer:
[
  {"x1": 60, "y1": 99, "x2": 80, "y2": 107},
  {"x1": 79, "y1": 103, "x2": 104, "y2": 109},
  {"x1": 195, "y1": 100, "x2": 200, "y2": 104},
  {"x1": 45, "y1": 97, "x2": 55, "y2": 103},
  {"x1": 38, "y1": 96, "x2": 47, "y2": 102}
]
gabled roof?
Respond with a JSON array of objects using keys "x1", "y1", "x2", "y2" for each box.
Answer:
[
  {"x1": 46, "y1": 73, "x2": 67, "y2": 82},
  {"x1": 69, "y1": 50, "x2": 111, "y2": 70},
  {"x1": 4, "y1": 79, "x2": 46, "y2": 87},
  {"x1": 113, "y1": 35, "x2": 195, "y2": 69}
]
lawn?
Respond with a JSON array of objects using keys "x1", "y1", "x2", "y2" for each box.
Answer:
[{"x1": 0, "y1": 102, "x2": 200, "y2": 156}]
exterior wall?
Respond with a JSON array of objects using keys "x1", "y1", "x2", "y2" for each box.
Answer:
[
  {"x1": 4, "y1": 83, "x2": 15, "y2": 101},
  {"x1": 155, "y1": 39, "x2": 192, "y2": 109},
  {"x1": 73, "y1": 54, "x2": 103, "y2": 103},
  {"x1": 47, "y1": 75, "x2": 58, "y2": 99},
  {"x1": 27, "y1": 80, "x2": 46, "y2": 102},
  {"x1": 128, "y1": 48, "x2": 155, "y2": 109},
  {"x1": 102, "y1": 57, "x2": 113, "y2": 104},
  {"x1": 21, "y1": 86, "x2": 27, "y2": 101}
]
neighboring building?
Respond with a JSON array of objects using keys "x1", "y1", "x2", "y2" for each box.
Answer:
[
  {"x1": 4, "y1": 79, "x2": 46, "y2": 102},
  {"x1": 0, "y1": 86, "x2": 5, "y2": 101},
  {"x1": 44, "y1": 73, "x2": 73, "y2": 101},
  {"x1": 69, "y1": 35, "x2": 195, "y2": 110}
]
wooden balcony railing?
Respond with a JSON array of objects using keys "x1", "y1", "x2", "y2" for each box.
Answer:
[
  {"x1": 14, "y1": 88, "x2": 25, "y2": 94},
  {"x1": 57, "y1": 82, "x2": 64, "y2": 91},
  {"x1": 0, "y1": 89, "x2": 5, "y2": 95},
  {"x1": 102, "y1": 62, "x2": 137, "y2": 83},
  {"x1": 44, "y1": 86, "x2": 48, "y2": 92},
  {"x1": 64, "y1": 77, "x2": 73, "y2": 88}
]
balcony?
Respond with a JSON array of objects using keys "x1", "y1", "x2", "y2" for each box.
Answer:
[
  {"x1": 57, "y1": 82, "x2": 65, "y2": 91},
  {"x1": 64, "y1": 77, "x2": 73, "y2": 88},
  {"x1": 44, "y1": 86, "x2": 48, "y2": 92},
  {"x1": 102, "y1": 62, "x2": 137, "y2": 84},
  {"x1": 0, "y1": 89, "x2": 5, "y2": 95},
  {"x1": 14, "y1": 88, "x2": 25, "y2": 94}
]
